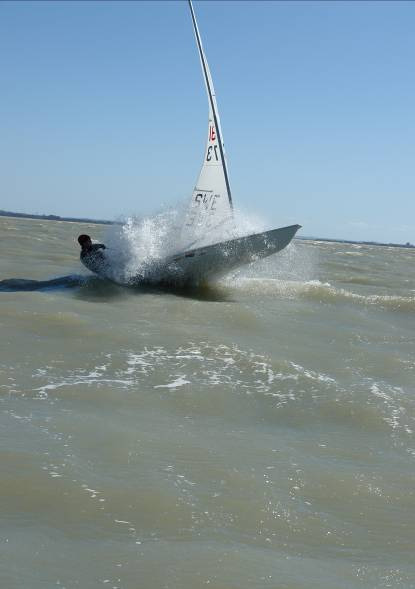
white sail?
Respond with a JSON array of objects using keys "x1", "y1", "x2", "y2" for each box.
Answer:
[{"x1": 181, "y1": 0, "x2": 234, "y2": 250}]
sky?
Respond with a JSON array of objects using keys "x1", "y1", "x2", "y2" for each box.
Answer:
[{"x1": 1, "y1": 0, "x2": 414, "y2": 243}]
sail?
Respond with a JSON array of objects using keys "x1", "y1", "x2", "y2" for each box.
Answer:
[{"x1": 181, "y1": 0, "x2": 234, "y2": 250}]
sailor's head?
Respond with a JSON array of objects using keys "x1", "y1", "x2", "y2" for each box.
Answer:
[{"x1": 78, "y1": 234, "x2": 92, "y2": 249}]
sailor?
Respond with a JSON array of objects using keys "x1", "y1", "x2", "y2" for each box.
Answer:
[{"x1": 78, "y1": 234, "x2": 107, "y2": 274}]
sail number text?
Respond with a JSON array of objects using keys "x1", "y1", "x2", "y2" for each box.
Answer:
[
  {"x1": 206, "y1": 145, "x2": 219, "y2": 162},
  {"x1": 194, "y1": 192, "x2": 218, "y2": 211}
]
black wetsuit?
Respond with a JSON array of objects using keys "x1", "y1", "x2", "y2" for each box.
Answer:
[{"x1": 80, "y1": 243, "x2": 108, "y2": 274}]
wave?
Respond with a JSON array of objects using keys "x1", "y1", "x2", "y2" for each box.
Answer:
[
  {"x1": 0, "y1": 272, "x2": 231, "y2": 302},
  {"x1": 0, "y1": 274, "x2": 89, "y2": 292},
  {"x1": 15, "y1": 341, "x2": 412, "y2": 440},
  {"x1": 228, "y1": 278, "x2": 415, "y2": 311},
  {"x1": 3, "y1": 274, "x2": 412, "y2": 311}
]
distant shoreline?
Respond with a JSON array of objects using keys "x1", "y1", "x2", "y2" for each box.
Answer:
[
  {"x1": 0, "y1": 209, "x2": 115, "y2": 226},
  {"x1": 1, "y1": 209, "x2": 413, "y2": 250},
  {"x1": 297, "y1": 235, "x2": 414, "y2": 250}
]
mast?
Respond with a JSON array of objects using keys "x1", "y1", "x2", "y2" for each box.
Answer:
[{"x1": 188, "y1": 0, "x2": 233, "y2": 212}]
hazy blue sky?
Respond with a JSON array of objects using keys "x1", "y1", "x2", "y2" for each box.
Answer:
[{"x1": 1, "y1": 1, "x2": 414, "y2": 242}]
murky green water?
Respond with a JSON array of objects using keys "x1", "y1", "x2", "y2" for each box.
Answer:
[{"x1": 1, "y1": 216, "x2": 414, "y2": 589}]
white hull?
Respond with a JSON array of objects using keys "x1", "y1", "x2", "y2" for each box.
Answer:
[{"x1": 157, "y1": 224, "x2": 301, "y2": 285}]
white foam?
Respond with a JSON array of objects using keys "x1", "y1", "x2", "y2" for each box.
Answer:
[
  {"x1": 154, "y1": 376, "x2": 191, "y2": 389},
  {"x1": 99, "y1": 205, "x2": 295, "y2": 284}
]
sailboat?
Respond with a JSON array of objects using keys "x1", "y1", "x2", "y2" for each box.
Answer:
[{"x1": 80, "y1": 0, "x2": 300, "y2": 285}]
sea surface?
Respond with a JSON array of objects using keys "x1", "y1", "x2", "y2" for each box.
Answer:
[{"x1": 1, "y1": 215, "x2": 414, "y2": 589}]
